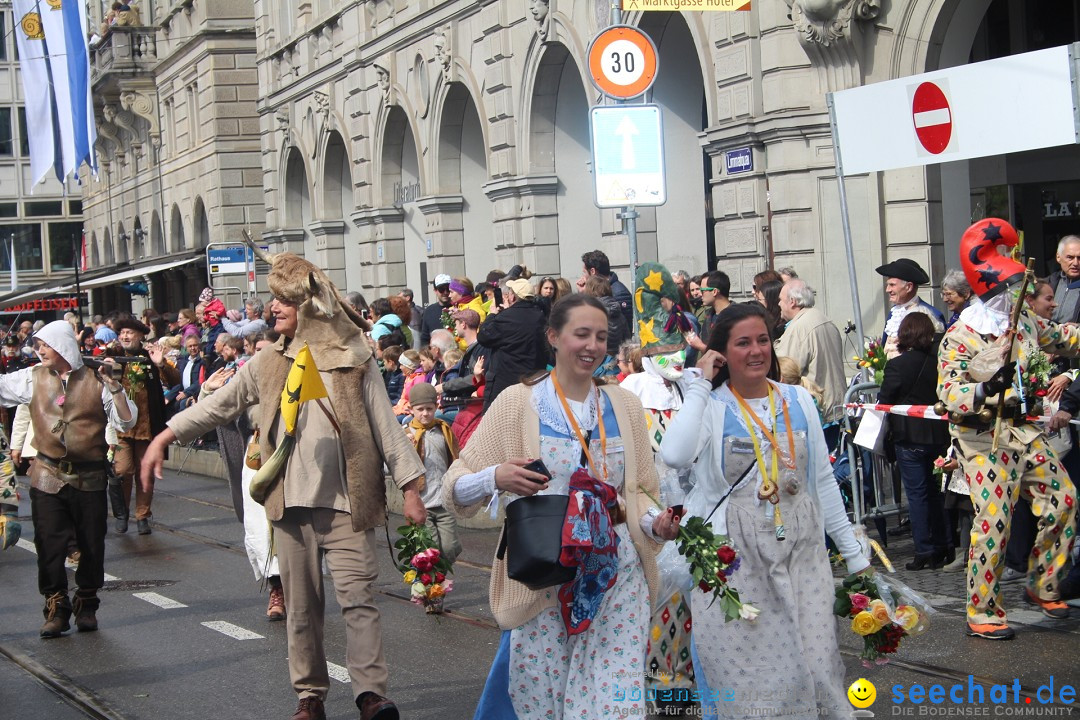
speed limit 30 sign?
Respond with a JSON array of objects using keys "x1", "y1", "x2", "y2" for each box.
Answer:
[{"x1": 588, "y1": 26, "x2": 658, "y2": 99}]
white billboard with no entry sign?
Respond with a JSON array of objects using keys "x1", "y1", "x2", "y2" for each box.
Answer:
[{"x1": 830, "y1": 45, "x2": 1079, "y2": 175}]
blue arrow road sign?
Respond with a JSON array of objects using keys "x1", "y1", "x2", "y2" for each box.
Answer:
[{"x1": 590, "y1": 104, "x2": 666, "y2": 208}]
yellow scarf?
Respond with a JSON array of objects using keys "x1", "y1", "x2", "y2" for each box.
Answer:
[{"x1": 408, "y1": 417, "x2": 459, "y2": 462}]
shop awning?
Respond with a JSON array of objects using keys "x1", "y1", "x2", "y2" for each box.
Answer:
[{"x1": 0, "y1": 255, "x2": 202, "y2": 309}]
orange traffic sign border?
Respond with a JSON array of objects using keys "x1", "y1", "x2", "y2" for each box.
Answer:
[{"x1": 587, "y1": 25, "x2": 659, "y2": 100}]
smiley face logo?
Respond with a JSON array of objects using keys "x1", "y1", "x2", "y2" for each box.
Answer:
[{"x1": 848, "y1": 678, "x2": 876, "y2": 708}]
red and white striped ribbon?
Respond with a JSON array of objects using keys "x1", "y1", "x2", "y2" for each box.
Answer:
[{"x1": 845, "y1": 403, "x2": 947, "y2": 420}]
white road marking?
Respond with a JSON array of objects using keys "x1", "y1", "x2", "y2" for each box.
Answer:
[
  {"x1": 103, "y1": 572, "x2": 120, "y2": 581},
  {"x1": 326, "y1": 662, "x2": 350, "y2": 684},
  {"x1": 913, "y1": 108, "x2": 950, "y2": 128},
  {"x1": 133, "y1": 592, "x2": 187, "y2": 609},
  {"x1": 16, "y1": 538, "x2": 35, "y2": 553},
  {"x1": 201, "y1": 621, "x2": 264, "y2": 640}
]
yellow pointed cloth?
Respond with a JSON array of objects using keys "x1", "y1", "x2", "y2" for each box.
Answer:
[{"x1": 279, "y1": 343, "x2": 328, "y2": 434}]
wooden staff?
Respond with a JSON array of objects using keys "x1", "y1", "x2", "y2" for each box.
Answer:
[{"x1": 992, "y1": 259, "x2": 1036, "y2": 452}]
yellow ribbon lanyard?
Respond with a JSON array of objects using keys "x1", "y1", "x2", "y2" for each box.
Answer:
[
  {"x1": 732, "y1": 384, "x2": 794, "y2": 541},
  {"x1": 550, "y1": 373, "x2": 607, "y2": 482}
]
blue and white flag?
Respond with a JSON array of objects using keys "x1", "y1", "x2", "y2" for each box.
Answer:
[
  {"x1": 12, "y1": 0, "x2": 59, "y2": 186},
  {"x1": 59, "y1": 0, "x2": 96, "y2": 176},
  {"x1": 35, "y1": 0, "x2": 75, "y2": 178}
]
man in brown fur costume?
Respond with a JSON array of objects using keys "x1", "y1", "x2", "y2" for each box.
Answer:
[{"x1": 143, "y1": 251, "x2": 426, "y2": 720}]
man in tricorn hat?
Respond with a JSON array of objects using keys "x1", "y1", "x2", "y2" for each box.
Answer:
[
  {"x1": 876, "y1": 257, "x2": 945, "y2": 358},
  {"x1": 938, "y1": 219, "x2": 1080, "y2": 640},
  {"x1": 111, "y1": 316, "x2": 179, "y2": 535},
  {"x1": 143, "y1": 248, "x2": 426, "y2": 720}
]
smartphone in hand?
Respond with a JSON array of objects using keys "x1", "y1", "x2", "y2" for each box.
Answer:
[{"x1": 522, "y1": 458, "x2": 551, "y2": 483}]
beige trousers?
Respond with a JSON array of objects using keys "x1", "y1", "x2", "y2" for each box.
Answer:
[
  {"x1": 274, "y1": 507, "x2": 388, "y2": 703},
  {"x1": 114, "y1": 438, "x2": 153, "y2": 519}
]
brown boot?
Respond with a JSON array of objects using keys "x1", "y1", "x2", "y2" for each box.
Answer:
[
  {"x1": 73, "y1": 590, "x2": 99, "y2": 632},
  {"x1": 40, "y1": 592, "x2": 72, "y2": 638},
  {"x1": 266, "y1": 584, "x2": 285, "y2": 622},
  {"x1": 289, "y1": 697, "x2": 325, "y2": 720}
]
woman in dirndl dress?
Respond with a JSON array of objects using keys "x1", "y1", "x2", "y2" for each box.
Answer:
[{"x1": 661, "y1": 303, "x2": 871, "y2": 720}]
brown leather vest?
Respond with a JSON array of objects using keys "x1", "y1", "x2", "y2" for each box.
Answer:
[{"x1": 31, "y1": 365, "x2": 109, "y2": 463}]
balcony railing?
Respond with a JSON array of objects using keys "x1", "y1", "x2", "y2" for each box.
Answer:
[{"x1": 90, "y1": 26, "x2": 157, "y2": 85}]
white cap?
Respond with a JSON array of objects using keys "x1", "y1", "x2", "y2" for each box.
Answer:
[{"x1": 433, "y1": 274, "x2": 452, "y2": 287}]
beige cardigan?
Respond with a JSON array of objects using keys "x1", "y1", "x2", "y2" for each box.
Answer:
[{"x1": 441, "y1": 381, "x2": 662, "y2": 630}]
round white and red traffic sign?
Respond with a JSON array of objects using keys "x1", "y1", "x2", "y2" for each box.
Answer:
[
  {"x1": 587, "y1": 26, "x2": 658, "y2": 100},
  {"x1": 911, "y1": 81, "x2": 953, "y2": 154}
]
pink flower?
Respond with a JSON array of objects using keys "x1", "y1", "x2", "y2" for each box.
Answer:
[
  {"x1": 411, "y1": 552, "x2": 433, "y2": 572},
  {"x1": 442, "y1": 579, "x2": 453, "y2": 593},
  {"x1": 932, "y1": 457, "x2": 946, "y2": 469},
  {"x1": 56, "y1": 394, "x2": 65, "y2": 407},
  {"x1": 850, "y1": 593, "x2": 871, "y2": 611}
]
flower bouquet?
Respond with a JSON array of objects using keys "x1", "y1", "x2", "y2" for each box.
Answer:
[
  {"x1": 677, "y1": 515, "x2": 758, "y2": 622},
  {"x1": 1021, "y1": 342, "x2": 1052, "y2": 415},
  {"x1": 834, "y1": 572, "x2": 932, "y2": 666},
  {"x1": 855, "y1": 338, "x2": 888, "y2": 385},
  {"x1": 394, "y1": 522, "x2": 453, "y2": 614}
]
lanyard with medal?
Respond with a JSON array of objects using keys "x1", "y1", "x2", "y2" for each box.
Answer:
[{"x1": 731, "y1": 383, "x2": 796, "y2": 541}]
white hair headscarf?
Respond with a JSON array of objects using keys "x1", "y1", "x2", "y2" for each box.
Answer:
[{"x1": 34, "y1": 320, "x2": 83, "y2": 371}]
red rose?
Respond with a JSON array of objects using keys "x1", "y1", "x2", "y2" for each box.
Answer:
[
  {"x1": 435, "y1": 572, "x2": 446, "y2": 583},
  {"x1": 420, "y1": 573, "x2": 432, "y2": 585},
  {"x1": 698, "y1": 579, "x2": 711, "y2": 592},
  {"x1": 716, "y1": 546, "x2": 736, "y2": 564},
  {"x1": 715, "y1": 570, "x2": 727, "y2": 584}
]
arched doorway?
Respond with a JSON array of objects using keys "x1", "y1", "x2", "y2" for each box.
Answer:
[
  {"x1": 439, "y1": 83, "x2": 491, "y2": 284},
  {"x1": 89, "y1": 232, "x2": 99, "y2": 269},
  {"x1": 529, "y1": 43, "x2": 598, "y2": 278},
  {"x1": 284, "y1": 147, "x2": 312, "y2": 256},
  {"x1": 639, "y1": 12, "x2": 710, "y2": 273},
  {"x1": 150, "y1": 211, "x2": 164, "y2": 256},
  {"x1": 320, "y1": 131, "x2": 353, "y2": 290},
  {"x1": 133, "y1": 217, "x2": 144, "y2": 260},
  {"x1": 193, "y1": 198, "x2": 210, "y2": 249},
  {"x1": 116, "y1": 223, "x2": 129, "y2": 263},
  {"x1": 170, "y1": 204, "x2": 185, "y2": 251},
  {"x1": 382, "y1": 106, "x2": 424, "y2": 294},
  {"x1": 103, "y1": 229, "x2": 114, "y2": 266}
]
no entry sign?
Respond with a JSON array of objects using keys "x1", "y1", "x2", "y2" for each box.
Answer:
[{"x1": 911, "y1": 81, "x2": 952, "y2": 155}]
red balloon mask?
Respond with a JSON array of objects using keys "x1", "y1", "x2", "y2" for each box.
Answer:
[{"x1": 960, "y1": 219, "x2": 1026, "y2": 301}]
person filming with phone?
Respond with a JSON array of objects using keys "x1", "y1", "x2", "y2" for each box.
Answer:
[{"x1": 441, "y1": 294, "x2": 679, "y2": 719}]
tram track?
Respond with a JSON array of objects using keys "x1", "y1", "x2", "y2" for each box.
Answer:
[{"x1": 0, "y1": 643, "x2": 130, "y2": 720}]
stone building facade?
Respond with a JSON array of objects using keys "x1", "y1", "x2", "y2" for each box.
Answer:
[
  {"x1": 79, "y1": 0, "x2": 264, "y2": 314},
  {"x1": 254, "y1": 0, "x2": 1080, "y2": 329}
]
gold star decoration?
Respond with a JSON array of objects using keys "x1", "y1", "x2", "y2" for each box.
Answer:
[
  {"x1": 635, "y1": 287, "x2": 646, "y2": 313},
  {"x1": 639, "y1": 318, "x2": 659, "y2": 345},
  {"x1": 644, "y1": 270, "x2": 664, "y2": 292}
]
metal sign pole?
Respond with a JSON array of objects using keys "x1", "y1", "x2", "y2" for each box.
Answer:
[{"x1": 827, "y1": 93, "x2": 866, "y2": 346}]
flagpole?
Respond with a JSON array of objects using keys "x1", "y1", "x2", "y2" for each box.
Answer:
[{"x1": 74, "y1": 231, "x2": 83, "y2": 327}]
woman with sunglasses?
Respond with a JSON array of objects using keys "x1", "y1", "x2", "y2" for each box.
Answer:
[{"x1": 661, "y1": 303, "x2": 870, "y2": 720}]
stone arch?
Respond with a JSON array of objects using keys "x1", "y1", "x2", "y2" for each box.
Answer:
[
  {"x1": 116, "y1": 222, "x2": 129, "y2": 263},
  {"x1": 170, "y1": 203, "x2": 185, "y2": 252},
  {"x1": 524, "y1": 41, "x2": 598, "y2": 277},
  {"x1": 283, "y1": 146, "x2": 311, "y2": 244},
  {"x1": 103, "y1": 228, "x2": 114, "y2": 266},
  {"x1": 890, "y1": 0, "x2": 994, "y2": 78},
  {"x1": 150, "y1": 210, "x2": 165, "y2": 257},
  {"x1": 193, "y1": 197, "x2": 210, "y2": 249},
  {"x1": 90, "y1": 231, "x2": 99, "y2": 268},
  {"x1": 133, "y1": 217, "x2": 144, "y2": 260},
  {"x1": 320, "y1": 130, "x2": 349, "y2": 220},
  {"x1": 435, "y1": 81, "x2": 492, "y2": 282},
  {"x1": 379, "y1": 105, "x2": 425, "y2": 293},
  {"x1": 637, "y1": 11, "x2": 712, "y2": 271}
]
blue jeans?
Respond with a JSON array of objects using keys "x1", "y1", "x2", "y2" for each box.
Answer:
[{"x1": 894, "y1": 443, "x2": 949, "y2": 556}]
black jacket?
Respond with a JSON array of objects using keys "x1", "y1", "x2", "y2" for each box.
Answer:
[
  {"x1": 599, "y1": 296, "x2": 630, "y2": 357},
  {"x1": 441, "y1": 341, "x2": 491, "y2": 401},
  {"x1": 477, "y1": 298, "x2": 549, "y2": 410},
  {"x1": 608, "y1": 272, "x2": 633, "y2": 328},
  {"x1": 877, "y1": 348, "x2": 950, "y2": 447},
  {"x1": 420, "y1": 301, "x2": 448, "y2": 347}
]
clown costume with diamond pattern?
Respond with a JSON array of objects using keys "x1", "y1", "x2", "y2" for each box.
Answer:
[
  {"x1": 938, "y1": 222, "x2": 1079, "y2": 627},
  {"x1": 621, "y1": 262, "x2": 697, "y2": 697}
]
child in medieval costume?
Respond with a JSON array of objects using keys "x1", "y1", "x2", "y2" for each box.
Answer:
[
  {"x1": 938, "y1": 218, "x2": 1080, "y2": 639},
  {"x1": 620, "y1": 263, "x2": 699, "y2": 713}
]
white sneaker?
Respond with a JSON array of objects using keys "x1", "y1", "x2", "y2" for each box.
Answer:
[{"x1": 999, "y1": 567, "x2": 1025, "y2": 585}]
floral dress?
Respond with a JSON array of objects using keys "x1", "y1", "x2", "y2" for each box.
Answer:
[{"x1": 477, "y1": 381, "x2": 651, "y2": 720}]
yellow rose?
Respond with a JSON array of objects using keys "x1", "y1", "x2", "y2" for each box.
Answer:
[
  {"x1": 894, "y1": 605, "x2": 922, "y2": 633},
  {"x1": 851, "y1": 611, "x2": 880, "y2": 637},
  {"x1": 869, "y1": 599, "x2": 892, "y2": 627},
  {"x1": 403, "y1": 570, "x2": 417, "y2": 584}
]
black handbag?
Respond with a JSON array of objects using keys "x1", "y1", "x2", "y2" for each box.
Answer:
[{"x1": 497, "y1": 494, "x2": 576, "y2": 590}]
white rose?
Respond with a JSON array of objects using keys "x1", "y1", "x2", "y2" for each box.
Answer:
[{"x1": 738, "y1": 603, "x2": 760, "y2": 621}]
